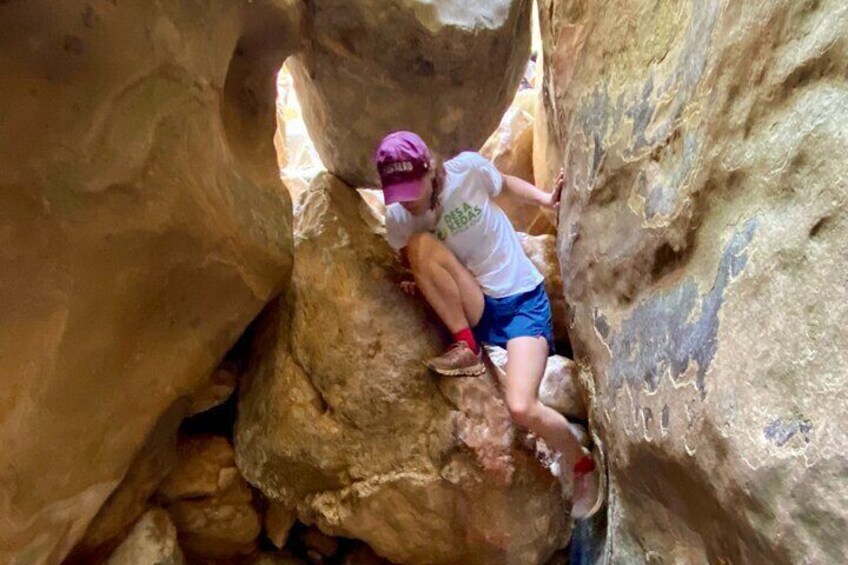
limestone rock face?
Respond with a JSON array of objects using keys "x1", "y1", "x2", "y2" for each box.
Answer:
[
  {"x1": 158, "y1": 435, "x2": 261, "y2": 560},
  {"x1": 0, "y1": 2, "x2": 299, "y2": 562},
  {"x1": 482, "y1": 89, "x2": 556, "y2": 235},
  {"x1": 517, "y1": 233, "x2": 569, "y2": 345},
  {"x1": 68, "y1": 404, "x2": 183, "y2": 563},
  {"x1": 236, "y1": 173, "x2": 569, "y2": 564},
  {"x1": 288, "y1": 0, "x2": 533, "y2": 186},
  {"x1": 105, "y1": 509, "x2": 184, "y2": 565},
  {"x1": 481, "y1": 90, "x2": 535, "y2": 185},
  {"x1": 540, "y1": 0, "x2": 848, "y2": 562}
]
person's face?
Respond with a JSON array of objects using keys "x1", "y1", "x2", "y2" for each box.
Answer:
[{"x1": 400, "y1": 169, "x2": 435, "y2": 216}]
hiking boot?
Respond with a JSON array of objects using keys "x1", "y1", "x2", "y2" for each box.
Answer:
[{"x1": 426, "y1": 342, "x2": 486, "y2": 377}]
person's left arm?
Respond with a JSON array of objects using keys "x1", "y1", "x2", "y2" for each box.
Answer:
[{"x1": 500, "y1": 171, "x2": 565, "y2": 209}]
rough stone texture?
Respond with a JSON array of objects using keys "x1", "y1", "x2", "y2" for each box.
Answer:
[
  {"x1": 158, "y1": 435, "x2": 261, "y2": 560},
  {"x1": 482, "y1": 89, "x2": 556, "y2": 235},
  {"x1": 539, "y1": 0, "x2": 848, "y2": 562},
  {"x1": 288, "y1": 0, "x2": 533, "y2": 186},
  {"x1": 0, "y1": 2, "x2": 300, "y2": 563},
  {"x1": 105, "y1": 508, "x2": 184, "y2": 565},
  {"x1": 532, "y1": 54, "x2": 562, "y2": 196},
  {"x1": 482, "y1": 90, "x2": 535, "y2": 183},
  {"x1": 236, "y1": 173, "x2": 569, "y2": 564},
  {"x1": 518, "y1": 233, "x2": 570, "y2": 345}
]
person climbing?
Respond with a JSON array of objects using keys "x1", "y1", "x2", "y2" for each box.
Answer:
[{"x1": 375, "y1": 130, "x2": 603, "y2": 519}]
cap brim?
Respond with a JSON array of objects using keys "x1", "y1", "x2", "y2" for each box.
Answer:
[{"x1": 383, "y1": 178, "x2": 425, "y2": 205}]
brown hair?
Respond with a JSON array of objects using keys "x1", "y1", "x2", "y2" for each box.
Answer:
[{"x1": 430, "y1": 156, "x2": 446, "y2": 208}]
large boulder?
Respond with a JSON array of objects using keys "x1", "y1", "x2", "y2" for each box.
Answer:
[
  {"x1": 288, "y1": 0, "x2": 533, "y2": 186},
  {"x1": 0, "y1": 2, "x2": 300, "y2": 562},
  {"x1": 539, "y1": 0, "x2": 848, "y2": 562},
  {"x1": 236, "y1": 173, "x2": 570, "y2": 564}
]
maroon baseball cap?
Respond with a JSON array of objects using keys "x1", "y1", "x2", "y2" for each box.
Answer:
[{"x1": 374, "y1": 131, "x2": 431, "y2": 205}]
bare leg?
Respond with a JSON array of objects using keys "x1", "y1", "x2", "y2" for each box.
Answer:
[
  {"x1": 406, "y1": 232, "x2": 484, "y2": 331},
  {"x1": 503, "y1": 337, "x2": 584, "y2": 467},
  {"x1": 502, "y1": 336, "x2": 601, "y2": 517}
]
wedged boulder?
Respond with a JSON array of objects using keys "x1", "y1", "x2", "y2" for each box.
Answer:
[
  {"x1": 481, "y1": 90, "x2": 536, "y2": 185},
  {"x1": 484, "y1": 346, "x2": 585, "y2": 421},
  {"x1": 517, "y1": 233, "x2": 570, "y2": 345},
  {"x1": 539, "y1": 0, "x2": 848, "y2": 561},
  {"x1": 236, "y1": 172, "x2": 569, "y2": 564},
  {"x1": 105, "y1": 508, "x2": 184, "y2": 565},
  {"x1": 288, "y1": 0, "x2": 533, "y2": 186},
  {"x1": 482, "y1": 89, "x2": 556, "y2": 234},
  {"x1": 265, "y1": 501, "x2": 297, "y2": 549},
  {"x1": 158, "y1": 435, "x2": 261, "y2": 560},
  {"x1": 0, "y1": 2, "x2": 300, "y2": 562}
]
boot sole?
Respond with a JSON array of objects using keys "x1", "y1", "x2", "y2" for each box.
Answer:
[{"x1": 426, "y1": 362, "x2": 487, "y2": 378}]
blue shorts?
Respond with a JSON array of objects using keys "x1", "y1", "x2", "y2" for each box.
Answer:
[{"x1": 473, "y1": 283, "x2": 555, "y2": 354}]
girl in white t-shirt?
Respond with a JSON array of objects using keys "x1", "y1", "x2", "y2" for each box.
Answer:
[{"x1": 375, "y1": 130, "x2": 603, "y2": 519}]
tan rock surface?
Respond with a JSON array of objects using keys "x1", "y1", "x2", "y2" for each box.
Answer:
[
  {"x1": 264, "y1": 501, "x2": 297, "y2": 549},
  {"x1": 187, "y1": 362, "x2": 238, "y2": 417},
  {"x1": 482, "y1": 89, "x2": 557, "y2": 234},
  {"x1": 0, "y1": 3, "x2": 299, "y2": 562},
  {"x1": 236, "y1": 173, "x2": 569, "y2": 564},
  {"x1": 157, "y1": 435, "x2": 241, "y2": 503},
  {"x1": 68, "y1": 403, "x2": 183, "y2": 563},
  {"x1": 517, "y1": 233, "x2": 570, "y2": 345},
  {"x1": 158, "y1": 435, "x2": 261, "y2": 560},
  {"x1": 288, "y1": 0, "x2": 533, "y2": 186},
  {"x1": 105, "y1": 508, "x2": 184, "y2": 565},
  {"x1": 540, "y1": 0, "x2": 848, "y2": 561},
  {"x1": 482, "y1": 90, "x2": 536, "y2": 184}
]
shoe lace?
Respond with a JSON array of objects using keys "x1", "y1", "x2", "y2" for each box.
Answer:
[{"x1": 444, "y1": 342, "x2": 468, "y2": 358}]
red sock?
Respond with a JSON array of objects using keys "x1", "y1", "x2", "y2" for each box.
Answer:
[
  {"x1": 574, "y1": 456, "x2": 596, "y2": 475},
  {"x1": 453, "y1": 327, "x2": 480, "y2": 354}
]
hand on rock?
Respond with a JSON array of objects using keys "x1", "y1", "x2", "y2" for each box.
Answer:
[
  {"x1": 400, "y1": 280, "x2": 417, "y2": 296},
  {"x1": 551, "y1": 168, "x2": 565, "y2": 209}
]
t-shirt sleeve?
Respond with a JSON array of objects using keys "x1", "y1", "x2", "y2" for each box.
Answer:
[
  {"x1": 465, "y1": 152, "x2": 504, "y2": 197},
  {"x1": 385, "y1": 207, "x2": 413, "y2": 251}
]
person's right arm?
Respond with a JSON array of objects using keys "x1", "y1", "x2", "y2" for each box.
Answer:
[{"x1": 387, "y1": 211, "x2": 418, "y2": 295}]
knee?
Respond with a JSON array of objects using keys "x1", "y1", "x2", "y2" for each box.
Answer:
[
  {"x1": 506, "y1": 396, "x2": 537, "y2": 428},
  {"x1": 406, "y1": 232, "x2": 439, "y2": 274}
]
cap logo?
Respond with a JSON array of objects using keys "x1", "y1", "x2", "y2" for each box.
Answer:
[{"x1": 380, "y1": 161, "x2": 414, "y2": 175}]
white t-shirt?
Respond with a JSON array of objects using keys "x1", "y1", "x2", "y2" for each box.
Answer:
[{"x1": 386, "y1": 152, "x2": 543, "y2": 298}]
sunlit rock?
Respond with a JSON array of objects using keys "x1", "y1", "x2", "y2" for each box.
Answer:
[{"x1": 236, "y1": 172, "x2": 570, "y2": 564}]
